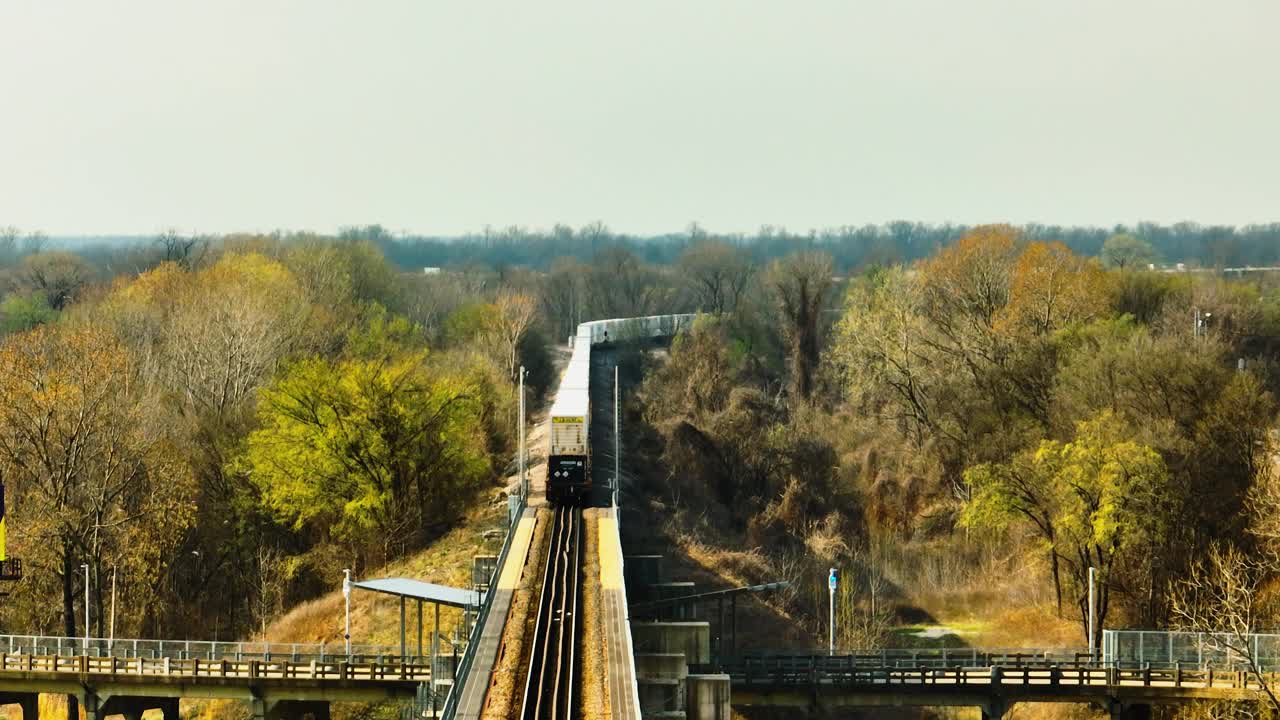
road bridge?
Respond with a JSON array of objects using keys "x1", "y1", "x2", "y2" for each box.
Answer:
[
  {"x1": 695, "y1": 654, "x2": 1269, "y2": 718},
  {"x1": 0, "y1": 653, "x2": 428, "y2": 720}
]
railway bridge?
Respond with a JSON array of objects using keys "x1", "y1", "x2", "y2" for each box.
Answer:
[{"x1": 3, "y1": 313, "x2": 1275, "y2": 720}]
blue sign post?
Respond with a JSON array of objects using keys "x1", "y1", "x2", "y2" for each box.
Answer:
[{"x1": 828, "y1": 568, "x2": 838, "y2": 656}]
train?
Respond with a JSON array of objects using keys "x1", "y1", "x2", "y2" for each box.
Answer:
[{"x1": 545, "y1": 314, "x2": 695, "y2": 505}]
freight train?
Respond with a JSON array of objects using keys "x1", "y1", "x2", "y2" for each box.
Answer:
[{"x1": 545, "y1": 315, "x2": 694, "y2": 505}]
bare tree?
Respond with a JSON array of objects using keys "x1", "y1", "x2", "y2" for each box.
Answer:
[
  {"x1": 18, "y1": 251, "x2": 93, "y2": 310},
  {"x1": 252, "y1": 545, "x2": 286, "y2": 636},
  {"x1": 1170, "y1": 543, "x2": 1280, "y2": 713},
  {"x1": 768, "y1": 252, "x2": 834, "y2": 401},
  {"x1": 678, "y1": 240, "x2": 754, "y2": 314},
  {"x1": 0, "y1": 226, "x2": 19, "y2": 265},
  {"x1": 491, "y1": 291, "x2": 538, "y2": 384},
  {"x1": 154, "y1": 229, "x2": 207, "y2": 269}
]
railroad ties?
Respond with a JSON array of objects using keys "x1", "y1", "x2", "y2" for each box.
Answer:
[{"x1": 520, "y1": 508, "x2": 583, "y2": 720}]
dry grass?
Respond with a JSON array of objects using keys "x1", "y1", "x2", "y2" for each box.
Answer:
[{"x1": 182, "y1": 498, "x2": 508, "y2": 720}]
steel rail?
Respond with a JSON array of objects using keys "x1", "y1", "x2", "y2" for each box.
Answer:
[{"x1": 519, "y1": 507, "x2": 582, "y2": 720}]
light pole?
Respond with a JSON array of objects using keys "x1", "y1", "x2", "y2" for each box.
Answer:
[
  {"x1": 519, "y1": 366, "x2": 527, "y2": 502},
  {"x1": 109, "y1": 565, "x2": 118, "y2": 648},
  {"x1": 81, "y1": 563, "x2": 90, "y2": 648},
  {"x1": 1088, "y1": 566, "x2": 1097, "y2": 661},
  {"x1": 343, "y1": 569, "x2": 352, "y2": 656},
  {"x1": 828, "y1": 568, "x2": 838, "y2": 656},
  {"x1": 614, "y1": 365, "x2": 620, "y2": 498}
]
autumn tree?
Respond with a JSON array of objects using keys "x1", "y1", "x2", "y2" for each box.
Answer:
[
  {"x1": 996, "y1": 242, "x2": 1111, "y2": 337},
  {"x1": 678, "y1": 240, "x2": 754, "y2": 315},
  {"x1": 768, "y1": 251, "x2": 834, "y2": 401},
  {"x1": 0, "y1": 325, "x2": 196, "y2": 645},
  {"x1": 917, "y1": 224, "x2": 1020, "y2": 367},
  {"x1": 166, "y1": 253, "x2": 309, "y2": 419}
]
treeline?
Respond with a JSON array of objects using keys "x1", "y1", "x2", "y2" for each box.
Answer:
[
  {"x1": 630, "y1": 224, "x2": 1280, "y2": 655},
  {"x1": 0, "y1": 235, "x2": 553, "y2": 648},
  {"x1": 12, "y1": 220, "x2": 1280, "y2": 278},
  {"x1": 362, "y1": 221, "x2": 1280, "y2": 271}
]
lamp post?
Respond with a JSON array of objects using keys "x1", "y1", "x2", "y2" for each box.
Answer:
[
  {"x1": 343, "y1": 569, "x2": 352, "y2": 656},
  {"x1": 519, "y1": 366, "x2": 527, "y2": 501},
  {"x1": 81, "y1": 563, "x2": 90, "y2": 649},
  {"x1": 109, "y1": 565, "x2": 118, "y2": 648},
  {"x1": 1088, "y1": 566, "x2": 1097, "y2": 661}
]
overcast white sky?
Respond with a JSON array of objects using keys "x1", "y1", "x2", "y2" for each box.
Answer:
[{"x1": 1, "y1": 1, "x2": 1277, "y2": 237}]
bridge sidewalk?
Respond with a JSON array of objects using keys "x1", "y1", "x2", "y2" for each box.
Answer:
[
  {"x1": 600, "y1": 507, "x2": 642, "y2": 720},
  {"x1": 452, "y1": 506, "x2": 539, "y2": 720}
]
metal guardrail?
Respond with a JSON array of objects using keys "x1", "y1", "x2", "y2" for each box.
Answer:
[
  {"x1": 709, "y1": 649, "x2": 1092, "y2": 669},
  {"x1": 436, "y1": 491, "x2": 528, "y2": 720},
  {"x1": 0, "y1": 634, "x2": 410, "y2": 663},
  {"x1": 0, "y1": 653, "x2": 430, "y2": 682},
  {"x1": 702, "y1": 655, "x2": 1270, "y2": 694}
]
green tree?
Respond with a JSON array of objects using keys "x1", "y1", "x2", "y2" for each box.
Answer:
[
  {"x1": 0, "y1": 291, "x2": 57, "y2": 333},
  {"x1": 962, "y1": 411, "x2": 1169, "y2": 644},
  {"x1": 240, "y1": 353, "x2": 491, "y2": 544},
  {"x1": 1101, "y1": 234, "x2": 1158, "y2": 270}
]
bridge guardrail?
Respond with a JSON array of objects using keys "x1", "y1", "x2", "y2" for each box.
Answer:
[
  {"x1": 0, "y1": 634, "x2": 415, "y2": 663},
  {"x1": 699, "y1": 655, "x2": 1272, "y2": 693},
  {"x1": 0, "y1": 652, "x2": 431, "y2": 681},
  {"x1": 1104, "y1": 629, "x2": 1280, "y2": 670},
  {"x1": 435, "y1": 490, "x2": 527, "y2": 720}
]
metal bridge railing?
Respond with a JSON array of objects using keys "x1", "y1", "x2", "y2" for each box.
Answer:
[
  {"x1": 0, "y1": 634, "x2": 416, "y2": 663},
  {"x1": 1104, "y1": 629, "x2": 1280, "y2": 671},
  {"x1": 434, "y1": 490, "x2": 527, "y2": 720}
]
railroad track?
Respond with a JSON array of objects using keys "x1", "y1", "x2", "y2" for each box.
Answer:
[{"x1": 520, "y1": 507, "x2": 582, "y2": 720}]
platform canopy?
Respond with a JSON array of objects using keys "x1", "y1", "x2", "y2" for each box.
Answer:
[{"x1": 352, "y1": 578, "x2": 483, "y2": 609}]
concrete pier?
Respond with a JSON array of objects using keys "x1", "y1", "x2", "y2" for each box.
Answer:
[{"x1": 631, "y1": 622, "x2": 711, "y2": 664}]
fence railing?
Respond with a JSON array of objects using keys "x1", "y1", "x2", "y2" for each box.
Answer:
[
  {"x1": 0, "y1": 652, "x2": 429, "y2": 681},
  {"x1": 435, "y1": 491, "x2": 527, "y2": 720},
  {"x1": 1103, "y1": 630, "x2": 1280, "y2": 671},
  {"x1": 0, "y1": 634, "x2": 410, "y2": 663},
  {"x1": 701, "y1": 655, "x2": 1272, "y2": 693}
]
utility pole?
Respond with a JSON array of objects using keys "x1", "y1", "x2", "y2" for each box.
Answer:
[
  {"x1": 343, "y1": 569, "x2": 352, "y2": 656},
  {"x1": 81, "y1": 563, "x2": 90, "y2": 648},
  {"x1": 109, "y1": 566, "x2": 117, "y2": 647},
  {"x1": 1088, "y1": 566, "x2": 1097, "y2": 661},
  {"x1": 614, "y1": 365, "x2": 620, "y2": 499},
  {"x1": 519, "y1": 365, "x2": 527, "y2": 501}
]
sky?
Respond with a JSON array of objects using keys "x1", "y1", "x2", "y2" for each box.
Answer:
[{"x1": 1, "y1": 1, "x2": 1277, "y2": 237}]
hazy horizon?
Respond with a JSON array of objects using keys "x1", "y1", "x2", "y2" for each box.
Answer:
[{"x1": 2, "y1": 1, "x2": 1277, "y2": 236}]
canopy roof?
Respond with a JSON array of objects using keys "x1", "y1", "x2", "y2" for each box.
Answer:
[{"x1": 351, "y1": 578, "x2": 482, "y2": 609}]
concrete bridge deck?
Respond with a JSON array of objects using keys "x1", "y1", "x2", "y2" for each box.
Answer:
[
  {"x1": 0, "y1": 653, "x2": 427, "y2": 720},
  {"x1": 704, "y1": 656, "x2": 1269, "y2": 717}
]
